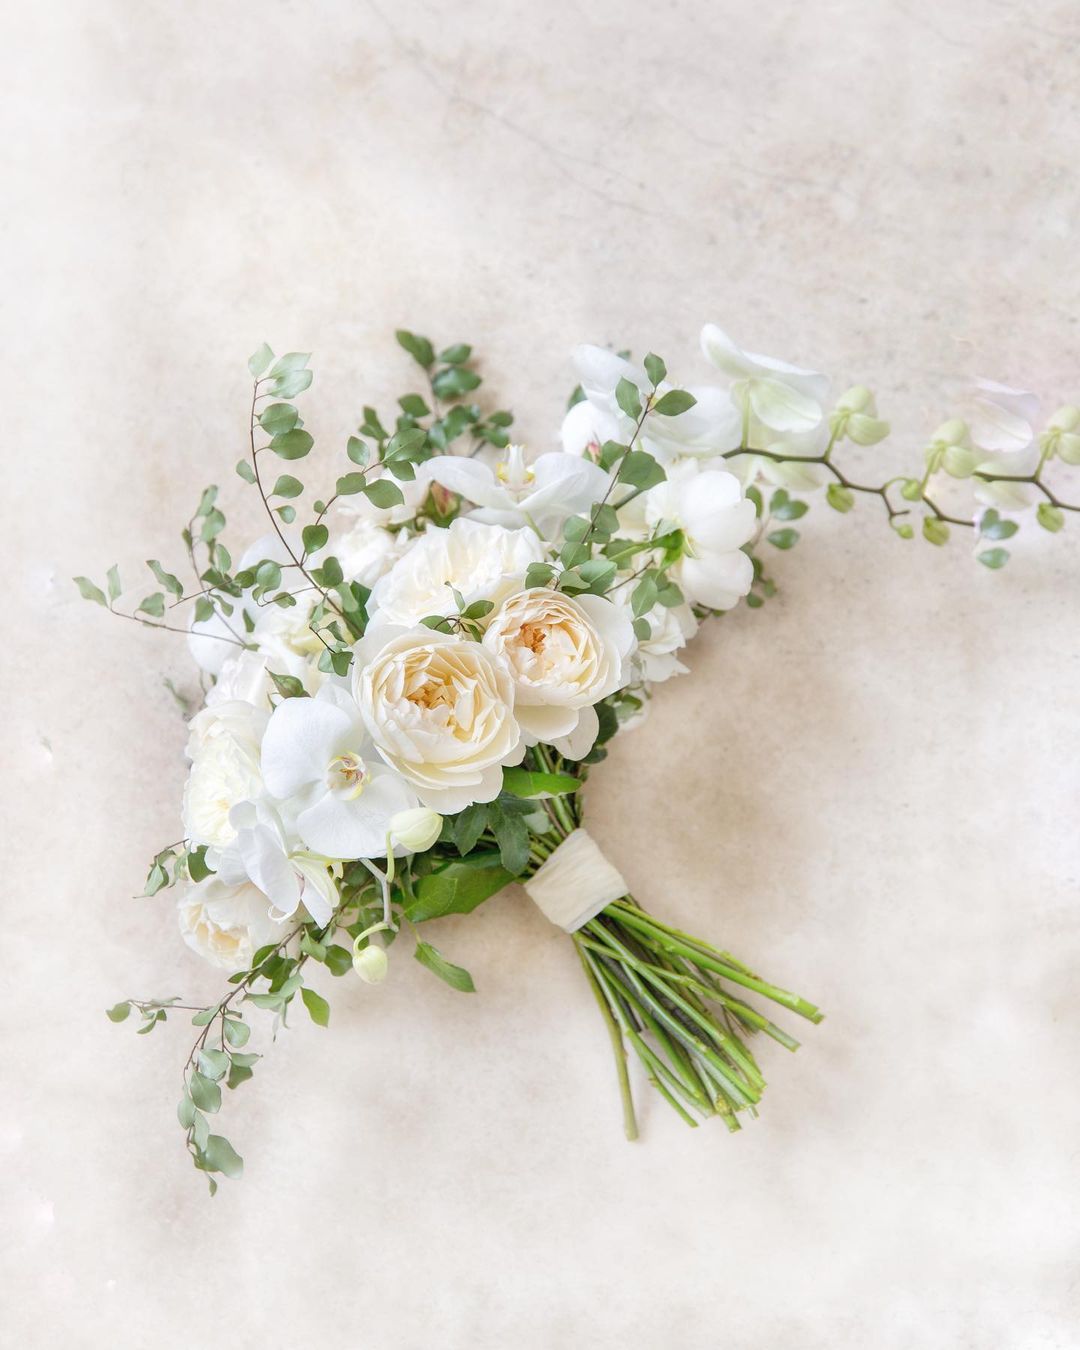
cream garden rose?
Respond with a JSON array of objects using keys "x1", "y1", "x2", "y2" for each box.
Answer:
[
  {"x1": 354, "y1": 627, "x2": 524, "y2": 813},
  {"x1": 181, "y1": 700, "x2": 267, "y2": 855},
  {"x1": 177, "y1": 877, "x2": 281, "y2": 972},
  {"x1": 482, "y1": 588, "x2": 635, "y2": 760}
]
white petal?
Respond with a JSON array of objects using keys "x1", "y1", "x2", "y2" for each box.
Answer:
[
  {"x1": 748, "y1": 377, "x2": 823, "y2": 434},
  {"x1": 237, "y1": 824, "x2": 302, "y2": 920},
  {"x1": 420, "y1": 456, "x2": 510, "y2": 511},
  {"x1": 297, "y1": 772, "x2": 416, "y2": 860},
  {"x1": 560, "y1": 398, "x2": 619, "y2": 455},
  {"x1": 552, "y1": 705, "x2": 599, "y2": 761},
  {"x1": 572, "y1": 345, "x2": 644, "y2": 399},
  {"x1": 679, "y1": 550, "x2": 754, "y2": 610},
  {"x1": 515, "y1": 702, "x2": 581, "y2": 745},
  {"x1": 260, "y1": 698, "x2": 355, "y2": 798}
]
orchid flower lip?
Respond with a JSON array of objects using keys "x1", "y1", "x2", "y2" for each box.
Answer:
[{"x1": 326, "y1": 750, "x2": 369, "y2": 800}]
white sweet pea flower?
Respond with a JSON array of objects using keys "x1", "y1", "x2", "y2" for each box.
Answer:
[
  {"x1": 561, "y1": 345, "x2": 741, "y2": 463},
  {"x1": 368, "y1": 518, "x2": 544, "y2": 628},
  {"x1": 612, "y1": 590, "x2": 698, "y2": 684},
  {"x1": 260, "y1": 684, "x2": 419, "y2": 860},
  {"x1": 182, "y1": 700, "x2": 267, "y2": 855},
  {"x1": 354, "y1": 626, "x2": 525, "y2": 813},
  {"x1": 216, "y1": 799, "x2": 339, "y2": 926},
  {"x1": 700, "y1": 324, "x2": 831, "y2": 489},
  {"x1": 645, "y1": 463, "x2": 756, "y2": 610},
  {"x1": 420, "y1": 444, "x2": 609, "y2": 537},
  {"x1": 177, "y1": 877, "x2": 281, "y2": 972},
  {"x1": 953, "y1": 380, "x2": 1040, "y2": 510},
  {"x1": 483, "y1": 588, "x2": 635, "y2": 760}
]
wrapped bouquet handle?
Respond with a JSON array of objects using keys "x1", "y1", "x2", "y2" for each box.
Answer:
[
  {"x1": 82, "y1": 323, "x2": 1073, "y2": 1188},
  {"x1": 523, "y1": 829, "x2": 628, "y2": 932}
]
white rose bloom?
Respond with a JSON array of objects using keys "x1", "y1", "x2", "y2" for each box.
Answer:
[
  {"x1": 178, "y1": 877, "x2": 281, "y2": 971},
  {"x1": 260, "y1": 684, "x2": 419, "y2": 860},
  {"x1": 645, "y1": 462, "x2": 756, "y2": 611},
  {"x1": 368, "y1": 518, "x2": 544, "y2": 628},
  {"x1": 182, "y1": 700, "x2": 267, "y2": 853},
  {"x1": 354, "y1": 627, "x2": 525, "y2": 813},
  {"x1": 331, "y1": 509, "x2": 411, "y2": 587},
  {"x1": 483, "y1": 589, "x2": 635, "y2": 760},
  {"x1": 612, "y1": 590, "x2": 698, "y2": 684}
]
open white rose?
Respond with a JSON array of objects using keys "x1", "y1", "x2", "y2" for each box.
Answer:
[
  {"x1": 182, "y1": 700, "x2": 267, "y2": 854},
  {"x1": 483, "y1": 589, "x2": 635, "y2": 760},
  {"x1": 368, "y1": 518, "x2": 544, "y2": 628},
  {"x1": 177, "y1": 877, "x2": 282, "y2": 971},
  {"x1": 354, "y1": 627, "x2": 524, "y2": 813},
  {"x1": 260, "y1": 684, "x2": 419, "y2": 860},
  {"x1": 420, "y1": 444, "x2": 608, "y2": 537},
  {"x1": 645, "y1": 462, "x2": 756, "y2": 611}
]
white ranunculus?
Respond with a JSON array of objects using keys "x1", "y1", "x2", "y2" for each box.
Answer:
[
  {"x1": 368, "y1": 518, "x2": 545, "y2": 628},
  {"x1": 354, "y1": 627, "x2": 525, "y2": 813},
  {"x1": 420, "y1": 445, "x2": 609, "y2": 537},
  {"x1": 700, "y1": 324, "x2": 831, "y2": 488},
  {"x1": 561, "y1": 346, "x2": 741, "y2": 463},
  {"x1": 331, "y1": 509, "x2": 411, "y2": 587},
  {"x1": 260, "y1": 684, "x2": 419, "y2": 861},
  {"x1": 216, "y1": 799, "x2": 339, "y2": 926},
  {"x1": 177, "y1": 877, "x2": 282, "y2": 971},
  {"x1": 182, "y1": 700, "x2": 267, "y2": 853},
  {"x1": 646, "y1": 462, "x2": 756, "y2": 610},
  {"x1": 483, "y1": 589, "x2": 635, "y2": 760}
]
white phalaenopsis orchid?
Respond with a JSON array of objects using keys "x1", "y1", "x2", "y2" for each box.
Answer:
[
  {"x1": 260, "y1": 684, "x2": 419, "y2": 860},
  {"x1": 561, "y1": 345, "x2": 742, "y2": 463},
  {"x1": 700, "y1": 324, "x2": 830, "y2": 489},
  {"x1": 646, "y1": 463, "x2": 757, "y2": 611},
  {"x1": 216, "y1": 799, "x2": 339, "y2": 927},
  {"x1": 420, "y1": 444, "x2": 609, "y2": 537}
]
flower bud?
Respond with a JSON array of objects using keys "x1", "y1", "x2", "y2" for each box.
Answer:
[
  {"x1": 389, "y1": 807, "x2": 443, "y2": 853},
  {"x1": 829, "y1": 387, "x2": 890, "y2": 446},
  {"x1": 1042, "y1": 406, "x2": 1080, "y2": 465},
  {"x1": 352, "y1": 944, "x2": 389, "y2": 984}
]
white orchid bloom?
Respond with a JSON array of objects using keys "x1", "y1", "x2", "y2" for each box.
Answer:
[
  {"x1": 216, "y1": 798, "x2": 339, "y2": 927},
  {"x1": 260, "y1": 684, "x2": 419, "y2": 860},
  {"x1": 646, "y1": 462, "x2": 756, "y2": 611},
  {"x1": 561, "y1": 345, "x2": 741, "y2": 464},
  {"x1": 420, "y1": 445, "x2": 609, "y2": 536},
  {"x1": 700, "y1": 324, "x2": 831, "y2": 490},
  {"x1": 956, "y1": 380, "x2": 1040, "y2": 511}
]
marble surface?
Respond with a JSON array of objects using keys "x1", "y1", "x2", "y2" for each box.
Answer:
[{"x1": 5, "y1": 1, "x2": 1080, "y2": 1346}]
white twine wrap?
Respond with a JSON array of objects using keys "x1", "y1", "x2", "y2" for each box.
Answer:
[{"x1": 523, "y1": 828, "x2": 627, "y2": 933}]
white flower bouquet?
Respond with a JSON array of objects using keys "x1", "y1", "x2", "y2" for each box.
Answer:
[{"x1": 80, "y1": 327, "x2": 1079, "y2": 1189}]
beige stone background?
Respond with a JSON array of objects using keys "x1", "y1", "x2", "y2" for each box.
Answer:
[{"x1": 5, "y1": 1, "x2": 1080, "y2": 1346}]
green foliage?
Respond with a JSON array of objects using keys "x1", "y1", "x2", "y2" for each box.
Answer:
[
  {"x1": 502, "y1": 767, "x2": 581, "y2": 798},
  {"x1": 414, "y1": 941, "x2": 476, "y2": 993},
  {"x1": 652, "y1": 389, "x2": 696, "y2": 416},
  {"x1": 300, "y1": 986, "x2": 330, "y2": 1027},
  {"x1": 405, "y1": 861, "x2": 513, "y2": 922},
  {"x1": 615, "y1": 377, "x2": 643, "y2": 421}
]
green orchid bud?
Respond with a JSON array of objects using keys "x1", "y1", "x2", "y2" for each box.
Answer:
[
  {"x1": 353, "y1": 944, "x2": 389, "y2": 984},
  {"x1": 942, "y1": 444, "x2": 979, "y2": 478},
  {"x1": 925, "y1": 418, "x2": 969, "y2": 474},
  {"x1": 828, "y1": 386, "x2": 889, "y2": 446},
  {"x1": 390, "y1": 807, "x2": 443, "y2": 853},
  {"x1": 1042, "y1": 405, "x2": 1080, "y2": 465}
]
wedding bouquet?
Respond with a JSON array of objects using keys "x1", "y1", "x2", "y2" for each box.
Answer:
[{"x1": 80, "y1": 326, "x2": 1078, "y2": 1189}]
